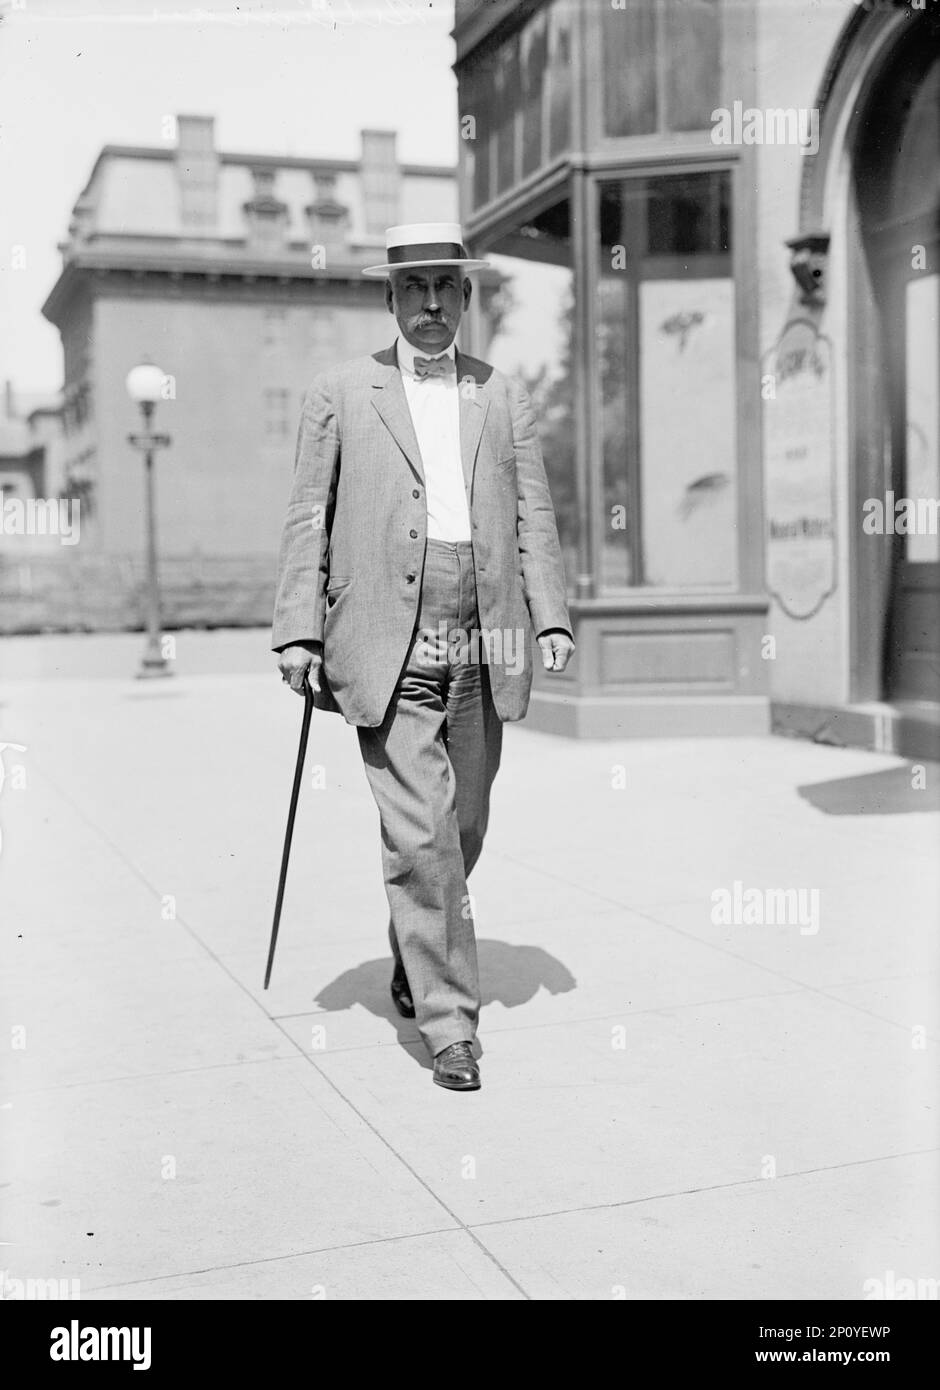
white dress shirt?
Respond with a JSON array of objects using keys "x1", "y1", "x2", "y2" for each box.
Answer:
[{"x1": 396, "y1": 335, "x2": 472, "y2": 543}]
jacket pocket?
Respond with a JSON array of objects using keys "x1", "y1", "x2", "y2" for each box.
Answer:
[{"x1": 326, "y1": 575, "x2": 352, "y2": 608}]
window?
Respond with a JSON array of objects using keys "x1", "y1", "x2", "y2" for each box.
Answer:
[
  {"x1": 597, "y1": 170, "x2": 737, "y2": 589},
  {"x1": 520, "y1": 9, "x2": 548, "y2": 179},
  {"x1": 244, "y1": 168, "x2": 288, "y2": 250},
  {"x1": 547, "y1": 0, "x2": 572, "y2": 158},
  {"x1": 602, "y1": 0, "x2": 723, "y2": 138},
  {"x1": 263, "y1": 308, "x2": 287, "y2": 351},
  {"x1": 264, "y1": 388, "x2": 291, "y2": 440},
  {"x1": 308, "y1": 310, "x2": 336, "y2": 365},
  {"x1": 458, "y1": 0, "x2": 573, "y2": 213},
  {"x1": 494, "y1": 33, "x2": 520, "y2": 197},
  {"x1": 478, "y1": 196, "x2": 577, "y2": 587},
  {"x1": 460, "y1": 56, "x2": 491, "y2": 210},
  {"x1": 602, "y1": 1, "x2": 657, "y2": 137}
]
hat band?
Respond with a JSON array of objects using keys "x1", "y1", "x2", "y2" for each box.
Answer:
[{"x1": 386, "y1": 241, "x2": 468, "y2": 265}]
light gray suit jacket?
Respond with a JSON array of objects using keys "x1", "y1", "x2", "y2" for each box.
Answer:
[{"x1": 271, "y1": 342, "x2": 571, "y2": 727}]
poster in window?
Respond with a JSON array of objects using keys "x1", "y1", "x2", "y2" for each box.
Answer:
[
  {"x1": 639, "y1": 277, "x2": 737, "y2": 587},
  {"x1": 763, "y1": 318, "x2": 836, "y2": 619}
]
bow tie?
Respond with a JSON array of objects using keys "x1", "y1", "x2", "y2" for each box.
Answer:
[{"x1": 412, "y1": 355, "x2": 455, "y2": 379}]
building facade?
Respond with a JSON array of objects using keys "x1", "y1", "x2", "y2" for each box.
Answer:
[
  {"x1": 453, "y1": 0, "x2": 939, "y2": 755},
  {"x1": 27, "y1": 118, "x2": 456, "y2": 632}
]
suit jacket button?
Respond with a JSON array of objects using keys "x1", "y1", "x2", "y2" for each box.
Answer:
[
  {"x1": 405, "y1": 573, "x2": 416, "y2": 583},
  {"x1": 412, "y1": 489, "x2": 420, "y2": 498},
  {"x1": 409, "y1": 528, "x2": 418, "y2": 539}
]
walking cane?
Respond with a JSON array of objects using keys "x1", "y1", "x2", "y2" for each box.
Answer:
[{"x1": 264, "y1": 676, "x2": 314, "y2": 989}]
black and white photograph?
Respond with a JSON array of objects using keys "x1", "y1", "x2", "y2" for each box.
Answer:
[{"x1": 1, "y1": 0, "x2": 938, "y2": 1342}]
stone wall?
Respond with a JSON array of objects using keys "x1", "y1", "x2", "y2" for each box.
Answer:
[{"x1": 0, "y1": 553, "x2": 276, "y2": 634}]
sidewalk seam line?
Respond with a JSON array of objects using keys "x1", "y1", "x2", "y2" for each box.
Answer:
[
  {"x1": 269, "y1": 1014, "x2": 534, "y2": 1301},
  {"x1": 77, "y1": 1223, "x2": 476, "y2": 1297},
  {"x1": 493, "y1": 849, "x2": 936, "y2": 1040},
  {"x1": 26, "y1": 755, "x2": 533, "y2": 1302},
  {"x1": 464, "y1": 1144, "x2": 940, "y2": 1232}
]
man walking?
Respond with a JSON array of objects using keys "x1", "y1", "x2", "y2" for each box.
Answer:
[{"x1": 273, "y1": 222, "x2": 574, "y2": 1091}]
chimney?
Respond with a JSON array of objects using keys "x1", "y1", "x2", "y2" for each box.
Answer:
[
  {"x1": 175, "y1": 114, "x2": 219, "y2": 230},
  {"x1": 360, "y1": 130, "x2": 400, "y2": 238}
]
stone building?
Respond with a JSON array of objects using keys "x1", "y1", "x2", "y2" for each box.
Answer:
[{"x1": 27, "y1": 117, "x2": 456, "y2": 631}]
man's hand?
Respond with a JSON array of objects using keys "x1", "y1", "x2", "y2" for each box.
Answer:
[
  {"x1": 537, "y1": 631, "x2": 575, "y2": 673},
  {"x1": 276, "y1": 641, "x2": 323, "y2": 695}
]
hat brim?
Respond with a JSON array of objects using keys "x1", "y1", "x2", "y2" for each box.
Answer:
[{"x1": 362, "y1": 257, "x2": 490, "y2": 278}]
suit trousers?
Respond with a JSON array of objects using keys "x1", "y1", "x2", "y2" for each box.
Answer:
[{"x1": 356, "y1": 538, "x2": 503, "y2": 1056}]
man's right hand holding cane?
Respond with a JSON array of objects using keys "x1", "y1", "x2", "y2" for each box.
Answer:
[{"x1": 277, "y1": 641, "x2": 323, "y2": 696}]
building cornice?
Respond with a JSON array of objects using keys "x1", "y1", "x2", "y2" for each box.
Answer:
[{"x1": 41, "y1": 253, "x2": 385, "y2": 327}]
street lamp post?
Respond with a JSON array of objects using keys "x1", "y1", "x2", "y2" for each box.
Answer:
[{"x1": 126, "y1": 362, "x2": 172, "y2": 679}]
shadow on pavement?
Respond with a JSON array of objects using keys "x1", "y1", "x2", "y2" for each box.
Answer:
[
  {"x1": 797, "y1": 763, "x2": 940, "y2": 815},
  {"x1": 314, "y1": 939, "x2": 577, "y2": 1067}
]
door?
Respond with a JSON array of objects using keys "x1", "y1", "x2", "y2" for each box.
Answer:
[{"x1": 858, "y1": 32, "x2": 940, "y2": 705}]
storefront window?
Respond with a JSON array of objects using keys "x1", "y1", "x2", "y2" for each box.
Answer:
[
  {"x1": 664, "y1": 0, "x2": 723, "y2": 132},
  {"x1": 494, "y1": 33, "x2": 520, "y2": 197},
  {"x1": 460, "y1": 58, "x2": 491, "y2": 211},
  {"x1": 547, "y1": 0, "x2": 572, "y2": 158},
  {"x1": 602, "y1": 0, "x2": 722, "y2": 138},
  {"x1": 476, "y1": 196, "x2": 578, "y2": 586},
  {"x1": 598, "y1": 170, "x2": 737, "y2": 589},
  {"x1": 521, "y1": 8, "x2": 548, "y2": 179},
  {"x1": 602, "y1": 0, "x2": 656, "y2": 137},
  {"x1": 458, "y1": 0, "x2": 573, "y2": 214}
]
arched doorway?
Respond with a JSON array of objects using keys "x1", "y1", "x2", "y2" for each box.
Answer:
[{"x1": 855, "y1": 18, "x2": 940, "y2": 706}]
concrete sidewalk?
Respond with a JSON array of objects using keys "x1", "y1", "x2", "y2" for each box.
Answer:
[{"x1": 1, "y1": 633, "x2": 938, "y2": 1300}]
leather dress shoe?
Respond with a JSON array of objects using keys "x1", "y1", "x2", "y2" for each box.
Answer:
[
  {"x1": 390, "y1": 968, "x2": 415, "y2": 1019},
  {"x1": 433, "y1": 1041, "x2": 481, "y2": 1091}
]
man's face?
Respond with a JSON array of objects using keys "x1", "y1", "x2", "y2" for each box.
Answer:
[{"x1": 386, "y1": 268, "x2": 472, "y2": 352}]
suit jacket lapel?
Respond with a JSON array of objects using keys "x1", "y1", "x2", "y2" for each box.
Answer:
[
  {"x1": 370, "y1": 347, "x2": 425, "y2": 485},
  {"x1": 456, "y1": 349, "x2": 489, "y2": 500},
  {"x1": 370, "y1": 343, "x2": 491, "y2": 497}
]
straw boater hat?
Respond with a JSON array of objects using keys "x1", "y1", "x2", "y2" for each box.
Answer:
[{"x1": 362, "y1": 222, "x2": 489, "y2": 278}]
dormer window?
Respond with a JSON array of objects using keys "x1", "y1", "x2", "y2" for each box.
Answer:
[{"x1": 243, "y1": 167, "x2": 289, "y2": 250}]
